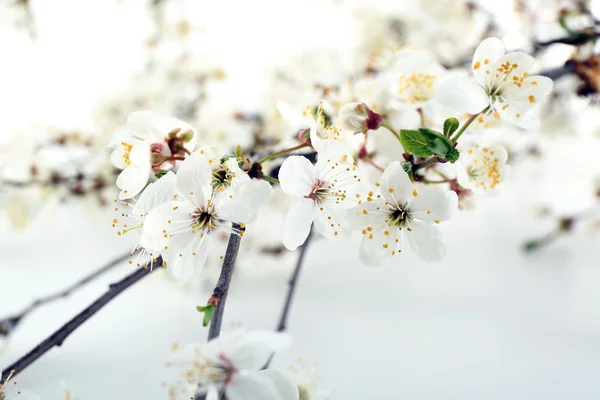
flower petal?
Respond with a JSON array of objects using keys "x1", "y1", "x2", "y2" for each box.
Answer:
[
  {"x1": 282, "y1": 197, "x2": 317, "y2": 250},
  {"x1": 405, "y1": 220, "x2": 446, "y2": 261},
  {"x1": 410, "y1": 187, "x2": 457, "y2": 223},
  {"x1": 379, "y1": 161, "x2": 413, "y2": 206},
  {"x1": 165, "y1": 234, "x2": 209, "y2": 282},
  {"x1": 226, "y1": 331, "x2": 291, "y2": 371},
  {"x1": 216, "y1": 180, "x2": 273, "y2": 223},
  {"x1": 177, "y1": 151, "x2": 213, "y2": 208},
  {"x1": 140, "y1": 201, "x2": 195, "y2": 251},
  {"x1": 109, "y1": 147, "x2": 128, "y2": 169},
  {"x1": 256, "y1": 370, "x2": 299, "y2": 400},
  {"x1": 279, "y1": 156, "x2": 316, "y2": 198},
  {"x1": 129, "y1": 140, "x2": 152, "y2": 166},
  {"x1": 358, "y1": 232, "x2": 390, "y2": 266},
  {"x1": 437, "y1": 75, "x2": 489, "y2": 114},
  {"x1": 472, "y1": 37, "x2": 505, "y2": 85},
  {"x1": 227, "y1": 374, "x2": 279, "y2": 400},
  {"x1": 116, "y1": 165, "x2": 149, "y2": 199},
  {"x1": 135, "y1": 171, "x2": 178, "y2": 216}
]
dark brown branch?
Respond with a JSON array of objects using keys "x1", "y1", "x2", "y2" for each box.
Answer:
[
  {"x1": 194, "y1": 226, "x2": 243, "y2": 400},
  {"x1": 275, "y1": 230, "x2": 313, "y2": 332},
  {"x1": 206, "y1": 224, "x2": 243, "y2": 340},
  {"x1": 1, "y1": 258, "x2": 162, "y2": 382},
  {"x1": 262, "y1": 230, "x2": 313, "y2": 370},
  {"x1": 0, "y1": 251, "x2": 131, "y2": 338}
]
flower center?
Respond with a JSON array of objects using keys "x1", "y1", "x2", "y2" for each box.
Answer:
[
  {"x1": 397, "y1": 73, "x2": 437, "y2": 103},
  {"x1": 192, "y1": 209, "x2": 217, "y2": 231},
  {"x1": 306, "y1": 179, "x2": 333, "y2": 205},
  {"x1": 388, "y1": 206, "x2": 410, "y2": 227}
]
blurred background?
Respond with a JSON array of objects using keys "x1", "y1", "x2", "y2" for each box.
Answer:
[{"x1": 1, "y1": 0, "x2": 600, "y2": 398}]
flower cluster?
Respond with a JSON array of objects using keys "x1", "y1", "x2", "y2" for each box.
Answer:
[{"x1": 112, "y1": 37, "x2": 553, "y2": 271}]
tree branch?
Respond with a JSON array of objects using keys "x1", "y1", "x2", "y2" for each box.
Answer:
[
  {"x1": 1, "y1": 257, "x2": 162, "y2": 382},
  {"x1": 194, "y1": 225, "x2": 243, "y2": 400},
  {"x1": 276, "y1": 230, "x2": 313, "y2": 333},
  {"x1": 0, "y1": 251, "x2": 131, "y2": 338},
  {"x1": 206, "y1": 225, "x2": 243, "y2": 341},
  {"x1": 262, "y1": 230, "x2": 313, "y2": 370}
]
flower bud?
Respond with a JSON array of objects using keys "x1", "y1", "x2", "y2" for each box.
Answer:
[
  {"x1": 338, "y1": 102, "x2": 382, "y2": 133},
  {"x1": 180, "y1": 130, "x2": 194, "y2": 143}
]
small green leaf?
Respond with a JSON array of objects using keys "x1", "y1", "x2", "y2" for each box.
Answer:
[
  {"x1": 399, "y1": 130, "x2": 434, "y2": 158},
  {"x1": 445, "y1": 147, "x2": 460, "y2": 163},
  {"x1": 196, "y1": 304, "x2": 216, "y2": 327},
  {"x1": 417, "y1": 128, "x2": 460, "y2": 163},
  {"x1": 401, "y1": 161, "x2": 414, "y2": 182},
  {"x1": 443, "y1": 118, "x2": 460, "y2": 137},
  {"x1": 154, "y1": 170, "x2": 168, "y2": 179}
]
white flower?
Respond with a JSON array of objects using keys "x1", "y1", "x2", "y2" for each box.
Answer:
[
  {"x1": 390, "y1": 50, "x2": 446, "y2": 107},
  {"x1": 287, "y1": 358, "x2": 332, "y2": 400},
  {"x1": 110, "y1": 111, "x2": 197, "y2": 200},
  {"x1": 168, "y1": 331, "x2": 298, "y2": 400},
  {"x1": 348, "y1": 162, "x2": 457, "y2": 265},
  {"x1": 113, "y1": 171, "x2": 178, "y2": 267},
  {"x1": 455, "y1": 142, "x2": 510, "y2": 196},
  {"x1": 277, "y1": 101, "x2": 352, "y2": 161},
  {"x1": 0, "y1": 371, "x2": 40, "y2": 400},
  {"x1": 437, "y1": 37, "x2": 553, "y2": 129},
  {"x1": 279, "y1": 155, "x2": 360, "y2": 250},
  {"x1": 337, "y1": 102, "x2": 382, "y2": 134},
  {"x1": 141, "y1": 152, "x2": 273, "y2": 282}
]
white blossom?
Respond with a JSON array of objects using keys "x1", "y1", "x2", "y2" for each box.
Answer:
[
  {"x1": 279, "y1": 155, "x2": 360, "y2": 250},
  {"x1": 437, "y1": 37, "x2": 553, "y2": 129},
  {"x1": 141, "y1": 151, "x2": 273, "y2": 281},
  {"x1": 113, "y1": 171, "x2": 178, "y2": 267},
  {"x1": 348, "y1": 162, "x2": 457, "y2": 265},
  {"x1": 168, "y1": 331, "x2": 298, "y2": 400},
  {"x1": 277, "y1": 101, "x2": 353, "y2": 161},
  {"x1": 455, "y1": 142, "x2": 510, "y2": 196},
  {"x1": 109, "y1": 111, "x2": 197, "y2": 199}
]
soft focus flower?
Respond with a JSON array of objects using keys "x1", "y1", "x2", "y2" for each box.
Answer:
[
  {"x1": 455, "y1": 142, "x2": 510, "y2": 196},
  {"x1": 279, "y1": 155, "x2": 360, "y2": 250},
  {"x1": 337, "y1": 102, "x2": 382, "y2": 134},
  {"x1": 349, "y1": 162, "x2": 457, "y2": 265},
  {"x1": 438, "y1": 37, "x2": 553, "y2": 129},
  {"x1": 109, "y1": 111, "x2": 197, "y2": 199},
  {"x1": 168, "y1": 331, "x2": 298, "y2": 400},
  {"x1": 142, "y1": 151, "x2": 273, "y2": 281}
]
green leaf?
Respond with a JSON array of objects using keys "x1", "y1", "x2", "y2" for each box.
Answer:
[
  {"x1": 196, "y1": 304, "x2": 216, "y2": 327},
  {"x1": 418, "y1": 128, "x2": 460, "y2": 163},
  {"x1": 399, "y1": 130, "x2": 434, "y2": 158},
  {"x1": 445, "y1": 147, "x2": 460, "y2": 163},
  {"x1": 154, "y1": 170, "x2": 168, "y2": 179},
  {"x1": 443, "y1": 118, "x2": 460, "y2": 137},
  {"x1": 401, "y1": 161, "x2": 414, "y2": 182}
]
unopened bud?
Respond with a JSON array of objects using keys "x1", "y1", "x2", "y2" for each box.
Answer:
[
  {"x1": 180, "y1": 130, "x2": 194, "y2": 143},
  {"x1": 338, "y1": 102, "x2": 382, "y2": 134},
  {"x1": 167, "y1": 128, "x2": 182, "y2": 139}
]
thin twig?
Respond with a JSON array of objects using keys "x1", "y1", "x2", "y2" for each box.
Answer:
[
  {"x1": 206, "y1": 224, "x2": 243, "y2": 341},
  {"x1": 194, "y1": 225, "x2": 244, "y2": 400},
  {"x1": 275, "y1": 230, "x2": 313, "y2": 333},
  {"x1": 1, "y1": 258, "x2": 162, "y2": 382},
  {"x1": 0, "y1": 251, "x2": 131, "y2": 338},
  {"x1": 263, "y1": 230, "x2": 313, "y2": 370}
]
